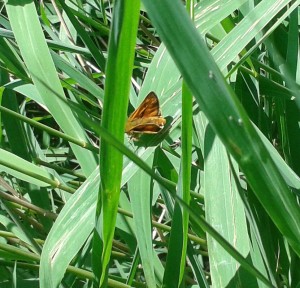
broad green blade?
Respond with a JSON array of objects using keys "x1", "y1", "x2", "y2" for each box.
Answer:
[
  {"x1": 142, "y1": 0, "x2": 300, "y2": 265},
  {"x1": 128, "y1": 154, "x2": 156, "y2": 287},
  {"x1": 40, "y1": 168, "x2": 98, "y2": 288},
  {"x1": 5, "y1": 0, "x2": 97, "y2": 176},
  {"x1": 204, "y1": 126, "x2": 252, "y2": 287}
]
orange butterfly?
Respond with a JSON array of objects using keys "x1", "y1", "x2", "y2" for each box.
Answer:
[{"x1": 125, "y1": 92, "x2": 166, "y2": 139}]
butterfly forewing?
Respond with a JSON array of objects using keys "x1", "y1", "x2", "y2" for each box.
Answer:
[{"x1": 127, "y1": 92, "x2": 161, "y2": 120}]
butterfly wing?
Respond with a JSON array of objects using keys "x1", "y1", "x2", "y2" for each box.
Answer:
[
  {"x1": 127, "y1": 117, "x2": 166, "y2": 133},
  {"x1": 127, "y1": 92, "x2": 161, "y2": 120}
]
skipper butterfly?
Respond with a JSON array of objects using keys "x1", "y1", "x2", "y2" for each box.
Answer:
[{"x1": 125, "y1": 92, "x2": 166, "y2": 140}]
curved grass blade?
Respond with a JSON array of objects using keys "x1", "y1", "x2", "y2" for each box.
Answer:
[
  {"x1": 142, "y1": 0, "x2": 300, "y2": 258},
  {"x1": 5, "y1": 0, "x2": 97, "y2": 176}
]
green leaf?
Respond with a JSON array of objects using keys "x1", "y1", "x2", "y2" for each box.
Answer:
[
  {"x1": 40, "y1": 168, "x2": 98, "y2": 288},
  {"x1": 5, "y1": 0, "x2": 97, "y2": 176},
  {"x1": 128, "y1": 154, "x2": 156, "y2": 287},
  {"x1": 93, "y1": 1, "x2": 141, "y2": 286},
  {"x1": 142, "y1": 0, "x2": 300, "y2": 269}
]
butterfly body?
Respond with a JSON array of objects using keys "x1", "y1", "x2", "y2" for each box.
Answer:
[{"x1": 125, "y1": 92, "x2": 166, "y2": 139}]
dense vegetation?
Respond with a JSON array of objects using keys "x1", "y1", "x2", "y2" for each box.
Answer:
[{"x1": 0, "y1": 0, "x2": 299, "y2": 287}]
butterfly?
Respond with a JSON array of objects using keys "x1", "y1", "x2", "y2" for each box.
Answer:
[{"x1": 125, "y1": 92, "x2": 166, "y2": 140}]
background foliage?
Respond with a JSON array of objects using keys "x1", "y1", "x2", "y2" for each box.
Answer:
[{"x1": 0, "y1": 0, "x2": 300, "y2": 287}]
